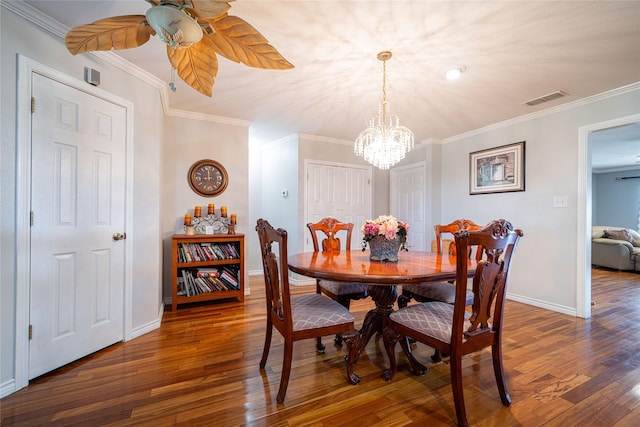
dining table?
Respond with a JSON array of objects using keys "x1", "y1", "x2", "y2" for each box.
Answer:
[{"x1": 288, "y1": 249, "x2": 477, "y2": 383}]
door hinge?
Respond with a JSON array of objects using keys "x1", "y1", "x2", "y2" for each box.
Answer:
[
  {"x1": 29, "y1": 325, "x2": 33, "y2": 340},
  {"x1": 30, "y1": 211, "x2": 34, "y2": 226},
  {"x1": 31, "y1": 97, "x2": 36, "y2": 114}
]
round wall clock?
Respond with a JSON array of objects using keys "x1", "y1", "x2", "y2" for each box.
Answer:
[{"x1": 188, "y1": 159, "x2": 229, "y2": 197}]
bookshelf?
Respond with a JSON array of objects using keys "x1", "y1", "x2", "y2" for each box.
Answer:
[{"x1": 171, "y1": 233, "x2": 245, "y2": 311}]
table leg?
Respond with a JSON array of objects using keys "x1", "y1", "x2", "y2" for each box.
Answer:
[{"x1": 352, "y1": 285, "x2": 397, "y2": 366}]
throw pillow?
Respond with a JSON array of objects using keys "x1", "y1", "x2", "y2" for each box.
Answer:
[
  {"x1": 603, "y1": 229, "x2": 634, "y2": 245},
  {"x1": 627, "y1": 229, "x2": 640, "y2": 247}
]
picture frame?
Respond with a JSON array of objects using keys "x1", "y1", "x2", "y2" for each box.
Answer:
[{"x1": 469, "y1": 141, "x2": 525, "y2": 195}]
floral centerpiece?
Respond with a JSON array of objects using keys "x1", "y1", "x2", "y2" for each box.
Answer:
[{"x1": 361, "y1": 215, "x2": 409, "y2": 261}]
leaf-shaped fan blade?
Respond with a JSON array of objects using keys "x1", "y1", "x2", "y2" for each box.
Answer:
[
  {"x1": 167, "y1": 36, "x2": 218, "y2": 97},
  {"x1": 65, "y1": 16, "x2": 154, "y2": 55},
  {"x1": 206, "y1": 15, "x2": 294, "y2": 70},
  {"x1": 190, "y1": 1, "x2": 234, "y2": 19}
]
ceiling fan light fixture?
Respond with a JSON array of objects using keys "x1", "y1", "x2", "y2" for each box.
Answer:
[{"x1": 146, "y1": 4, "x2": 203, "y2": 49}]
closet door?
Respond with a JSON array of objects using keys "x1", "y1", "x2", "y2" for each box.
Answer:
[
  {"x1": 391, "y1": 163, "x2": 427, "y2": 251},
  {"x1": 305, "y1": 161, "x2": 372, "y2": 251}
]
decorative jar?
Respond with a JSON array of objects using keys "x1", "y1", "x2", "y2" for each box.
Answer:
[{"x1": 368, "y1": 235, "x2": 402, "y2": 262}]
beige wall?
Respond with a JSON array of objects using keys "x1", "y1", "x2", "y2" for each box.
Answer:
[
  {"x1": 436, "y1": 88, "x2": 640, "y2": 313},
  {"x1": 161, "y1": 115, "x2": 250, "y2": 300}
]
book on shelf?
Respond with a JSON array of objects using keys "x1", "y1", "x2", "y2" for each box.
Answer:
[
  {"x1": 225, "y1": 243, "x2": 240, "y2": 258},
  {"x1": 178, "y1": 244, "x2": 193, "y2": 262},
  {"x1": 181, "y1": 270, "x2": 193, "y2": 296},
  {"x1": 177, "y1": 277, "x2": 187, "y2": 296},
  {"x1": 178, "y1": 267, "x2": 241, "y2": 295},
  {"x1": 199, "y1": 243, "x2": 214, "y2": 261},
  {"x1": 217, "y1": 267, "x2": 239, "y2": 290},
  {"x1": 194, "y1": 277, "x2": 214, "y2": 293},
  {"x1": 196, "y1": 267, "x2": 220, "y2": 278},
  {"x1": 177, "y1": 242, "x2": 240, "y2": 263}
]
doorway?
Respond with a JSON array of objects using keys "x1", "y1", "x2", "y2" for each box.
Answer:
[{"x1": 577, "y1": 113, "x2": 640, "y2": 318}]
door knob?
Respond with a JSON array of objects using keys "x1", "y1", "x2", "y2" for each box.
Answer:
[{"x1": 113, "y1": 232, "x2": 127, "y2": 241}]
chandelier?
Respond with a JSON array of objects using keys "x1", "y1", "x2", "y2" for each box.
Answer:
[{"x1": 354, "y1": 51, "x2": 414, "y2": 170}]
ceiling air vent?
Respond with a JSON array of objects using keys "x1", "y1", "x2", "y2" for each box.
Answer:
[{"x1": 524, "y1": 90, "x2": 568, "y2": 106}]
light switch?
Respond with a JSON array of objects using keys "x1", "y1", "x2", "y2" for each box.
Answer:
[{"x1": 552, "y1": 196, "x2": 568, "y2": 208}]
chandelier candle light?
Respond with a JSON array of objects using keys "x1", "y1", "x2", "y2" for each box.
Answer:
[{"x1": 354, "y1": 51, "x2": 415, "y2": 170}]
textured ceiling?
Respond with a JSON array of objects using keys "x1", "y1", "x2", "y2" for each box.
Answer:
[{"x1": 19, "y1": 0, "x2": 640, "y2": 169}]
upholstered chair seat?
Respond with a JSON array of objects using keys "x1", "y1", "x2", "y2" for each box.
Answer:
[
  {"x1": 401, "y1": 282, "x2": 474, "y2": 306},
  {"x1": 291, "y1": 294, "x2": 355, "y2": 331}
]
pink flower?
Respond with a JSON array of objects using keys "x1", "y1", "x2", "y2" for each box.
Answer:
[
  {"x1": 361, "y1": 215, "x2": 409, "y2": 251},
  {"x1": 362, "y1": 221, "x2": 380, "y2": 236}
]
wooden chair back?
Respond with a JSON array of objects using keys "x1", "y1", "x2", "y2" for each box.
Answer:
[
  {"x1": 434, "y1": 218, "x2": 483, "y2": 259},
  {"x1": 453, "y1": 219, "x2": 522, "y2": 345},
  {"x1": 307, "y1": 217, "x2": 353, "y2": 253},
  {"x1": 256, "y1": 218, "x2": 293, "y2": 334}
]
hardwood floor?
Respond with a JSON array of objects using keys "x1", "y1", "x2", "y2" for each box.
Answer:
[{"x1": 2, "y1": 268, "x2": 639, "y2": 426}]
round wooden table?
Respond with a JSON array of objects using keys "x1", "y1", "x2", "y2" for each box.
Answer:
[{"x1": 288, "y1": 250, "x2": 474, "y2": 381}]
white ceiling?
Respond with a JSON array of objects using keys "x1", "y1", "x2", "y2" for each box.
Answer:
[{"x1": 19, "y1": 0, "x2": 640, "y2": 169}]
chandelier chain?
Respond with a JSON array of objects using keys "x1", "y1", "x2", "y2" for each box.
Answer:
[{"x1": 381, "y1": 58, "x2": 387, "y2": 132}]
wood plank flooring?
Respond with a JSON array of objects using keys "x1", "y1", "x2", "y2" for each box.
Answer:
[{"x1": 2, "y1": 268, "x2": 639, "y2": 426}]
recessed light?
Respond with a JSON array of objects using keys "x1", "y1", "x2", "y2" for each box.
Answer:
[{"x1": 445, "y1": 66, "x2": 466, "y2": 80}]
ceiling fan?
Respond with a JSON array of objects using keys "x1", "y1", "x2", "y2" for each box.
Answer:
[{"x1": 65, "y1": 0, "x2": 294, "y2": 96}]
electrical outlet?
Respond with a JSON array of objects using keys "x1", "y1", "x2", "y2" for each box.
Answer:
[{"x1": 552, "y1": 196, "x2": 568, "y2": 208}]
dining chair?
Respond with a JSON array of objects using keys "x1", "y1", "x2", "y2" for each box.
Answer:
[
  {"x1": 398, "y1": 219, "x2": 482, "y2": 310},
  {"x1": 307, "y1": 217, "x2": 369, "y2": 351},
  {"x1": 386, "y1": 219, "x2": 523, "y2": 427},
  {"x1": 256, "y1": 218, "x2": 360, "y2": 403},
  {"x1": 436, "y1": 219, "x2": 484, "y2": 256},
  {"x1": 399, "y1": 219, "x2": 484, "y2": 361}
]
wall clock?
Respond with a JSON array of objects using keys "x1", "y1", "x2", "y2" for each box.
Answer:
[{"x1": 188, "y1": 159, "x2": 228, "y2": 197}]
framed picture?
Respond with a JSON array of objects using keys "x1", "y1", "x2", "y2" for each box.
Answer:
[{"x1": 469, "y1": 141, "x2": 525, "y2": 195}]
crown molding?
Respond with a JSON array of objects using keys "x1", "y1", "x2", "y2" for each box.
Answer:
[
  {"x1": 593, "y1": 165, "x2": 640, "y2": 174},
  {"x1": 297, "y1": 133, "x2": 353, "y2": 146},
  {"x1": 2, "y1": 0, "x2": 66, "y2": 38},
  {"x1": 165, "y1": 108, "x2": 252, "y2": 127},
  {"x1": 444, "y1": 81, "x2": 640, "y2": 144}
]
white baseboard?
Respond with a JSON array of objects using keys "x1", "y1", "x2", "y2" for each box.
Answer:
[
  {"x1": 0, "y1": 379, "x2": 16, "y2": 399},
  {"x1": 506, "y1": 292, "x2": 577, "y2": 317},
  {"x1": 288, "y1": 275, "x2": 315, "y2": 286},
  {"x1": 128, "y1": 305, "x2": 163, "y2": 341}
]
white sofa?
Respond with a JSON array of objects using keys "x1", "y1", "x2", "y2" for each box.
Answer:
[{"x1": 591, "y1": 226, "x2": 640, "y2": 272}]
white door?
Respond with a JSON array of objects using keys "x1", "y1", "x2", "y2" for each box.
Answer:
[
  {"x1": 391, "y1": 163, "x2": 427, "y2": 251},
  {"x1": 305, "y1": 162, "x2": 372, "y2": 251},
  {"x1": 29, "y1": 73, "x2": 126, "y2": 378}
]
